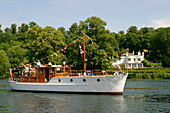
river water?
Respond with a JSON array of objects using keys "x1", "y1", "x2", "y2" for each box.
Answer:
[{"x1": 0, "y1": 79, "x2": 169, "y2": 113}]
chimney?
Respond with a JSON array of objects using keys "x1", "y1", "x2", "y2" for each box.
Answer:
[
  {"x1": 142, "y1": 52, "x2": 144, "y2": 57},
  {"x1": 126, "y1": 52, "x2": 128, "y2": 56},
  {"x1": 138, "y1": 52, "x2": 140, "y2": 55}
]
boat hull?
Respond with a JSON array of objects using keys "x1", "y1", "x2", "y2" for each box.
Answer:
[{"x1": 9, "y1": 75, "x2": 128, "y2": 95}]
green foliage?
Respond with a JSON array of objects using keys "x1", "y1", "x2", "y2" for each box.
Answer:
[
  {"x1": 0, "y1": 16, "x2": 170, "y2": 79},
  {"x1": 141, "y1": 59, "x2": 148, "y2": 67},
  {"x1": 11, "y1": 23, "x2": 17, "y2": 34},
  {"x1": 150, "y1": 27, "x2": 170, "y2": 67},
  {"x1": 0, "y1": 50, "x2": 11, "y2": 78},
  {"x1": 127, "y1": 67, "x2": 170, "y2": 79},
  {"x1": 146, "y1": 63, "x2": 162, "y2": 67},
  {"x1": 7, "y1": 46, "x2": 27, "y2": 68}
]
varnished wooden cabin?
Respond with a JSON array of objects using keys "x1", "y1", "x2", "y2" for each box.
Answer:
[{"x1": 16, "y1": 66, "x2": 71, "y2": 83}]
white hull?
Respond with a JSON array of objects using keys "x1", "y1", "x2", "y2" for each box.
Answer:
[{"x1": 9, "y1": 75, "x2": 128, "y2": 95}]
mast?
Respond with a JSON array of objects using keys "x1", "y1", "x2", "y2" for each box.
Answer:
[{"x1": 83, "y1": 31, "x2": 86, "y2": 76}]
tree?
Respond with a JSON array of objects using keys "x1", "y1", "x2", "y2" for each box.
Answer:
[
  {"x1": 18, "y1": 23, "x2": 29, "y2": 33},
  {"x1": 66, "y1": 16, "x2": 119, "y2": 70},
  {"x1": 139, "y1": 27, "x2": 154, "y2": 34},
  {"x1": 150, "y1": 27, "x2": 170, "y2": 67},
  {"x1": 0, "y1": 24, "x2": 3, "y2": 33},
  {"x1": 0, "y1": 50, "x2": 10, "y2": 78},
  {"x1": 126, "y1": 32, "x2": 141, "y2": 52},
  {"x1": 24, "y1": 26, "x2": 66, "y2": 64},
  {"x1": 127, "y1": 26, "x2": 138, "y2": 33},
  {"x1": 11, "y1": 23, "x2": 17, "y2": 34},
  {"x1": 7, "y1": 46, "x2": 27, "y2": 68},
  {"x1": 29, "y1": 21, "x2": 37, "y2": 28},
  {"x1": 4, "y1": 27, "x2": 11, "y2": 33}
]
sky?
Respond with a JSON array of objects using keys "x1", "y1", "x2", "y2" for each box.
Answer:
[{"x1": 0, "y1": 0, "x2": 170, "y2": 33}]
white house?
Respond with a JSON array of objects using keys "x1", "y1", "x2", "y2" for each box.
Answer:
[{"x1": 112, "y1": 51, "x2": 144, "y2": 68}]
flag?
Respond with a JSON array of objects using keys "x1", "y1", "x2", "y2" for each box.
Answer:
[
  {"x1": 94, "y1": 43, "x2": 97, "y2": 47},
  {"x1": 70, "y1": 43, "x2": 73, "y2": 45},
  {"x1": 54, "y1": 53, "x2": 58, "y2": 56},
  {"x1": 64, "y1": 45, "x2": 68, "y2": 50},
  {"x1": 79, "y1": 36, "x2": 82, "y2": 39},
  {"x1": 118, "y1": 66, "x2": 122, "y2": 72},
  {"x1": 80, "y1": 50, "x2": 84, "y2": 54},
  {"x1": 61, "y1": 49, "x2": 66, "y2": 53},
  {"x1": 76, "y1": 39, "x2": 79, "y2": 42},
  {"x1": 9, "y1": 69, "x2": 14, "y2": 81}
]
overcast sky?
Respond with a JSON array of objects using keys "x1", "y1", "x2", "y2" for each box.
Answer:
[{"x1": 0, "y1": 0, "x2": 170, "y2": 33}]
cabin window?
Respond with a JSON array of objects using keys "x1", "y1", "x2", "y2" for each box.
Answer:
[
  {"x1": 41, "y1": 69, "x2": 44, "y2": 74},
  {"x1": 97, "y1": 79, "x2": 100, "y2": 82},
  {"x1": 65, "y1": 68, "x2": 70, "y2": 73},
  {"x1": 51, "y1": 68, "x2": 54, "y2": 73},
  {"x1": 58, "y1": 79, "x2": 61, "y2": 82},
  {"x1": 70, "y1": 79, "x2": 73, "y2": 82},
  {"x1": 56, "y1": 68, "x2": 63, "y2": 73},
  {"x1": 34, "y1": 78, "x2": 37, "y2": 80},
  {"x1": 83, "y1": 79, "x2": 86, "y2": 82}
]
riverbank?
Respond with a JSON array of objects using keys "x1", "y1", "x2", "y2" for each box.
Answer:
[{"x1": 127, "y1": 67, "x2": 170, "y2": 79}]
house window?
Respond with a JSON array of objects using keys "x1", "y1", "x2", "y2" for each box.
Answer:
[
  {"x1": 138, "y1": 58, "x2": 141, "y2": 61},
  {"x1": 134, "y1": 58, "x2": 136, "y2": 61},
  {"x1": 128, "y1": 58, "x2": 131, "y2": 61}
]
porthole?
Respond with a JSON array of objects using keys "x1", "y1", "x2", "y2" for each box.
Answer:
[
  {"x1": 97, "y1": 79, "x2": 100, "y2": 82},
  {"x1": 34, "y1": 78, "x2": 37, "y2": 80},
  {"x1": 70, "y1": 79, "x2": 73, "y2": 82},
  {"x1": 58, "y1": 79, "x2": 61, "y2": 82},
  {"x1": 83, "y1": 79, "x2": 86, "y2": 82}
]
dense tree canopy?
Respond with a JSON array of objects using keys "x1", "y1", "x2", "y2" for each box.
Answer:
[
  {"x1": 0, "y1": 50, "x2": 10, "y2": 77},
  {"x1": 0, "y1": 16, "x2": 170, "y2": 78},
  {"x1": 150, "y1": 27, "x2": 170, "y2": 67}
]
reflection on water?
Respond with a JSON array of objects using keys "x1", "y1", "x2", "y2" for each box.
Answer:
[
  {"x1": 8, "y1": 93, "x2": 126, "y2": 113},
  {"x1": 0, "y1": 79, "x2": 170, "y2": 113}
]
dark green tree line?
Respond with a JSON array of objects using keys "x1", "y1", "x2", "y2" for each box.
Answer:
[{"x1": 0, "y1": 17, "x2": 170, "y2": 79}]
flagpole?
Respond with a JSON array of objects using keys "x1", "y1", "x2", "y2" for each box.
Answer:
[{"x1": 83, "y1": 31, "x2": 86, "y2": 76}]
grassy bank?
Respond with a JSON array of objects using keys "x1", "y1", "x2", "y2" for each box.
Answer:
[{"x1": 127, "y1": 67, "x2": 170, "y2": 79}]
